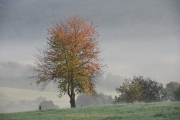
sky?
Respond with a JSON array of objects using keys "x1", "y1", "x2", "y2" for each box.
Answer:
[{"x1": 0, "y1": 0, "x2": 180, "y2": 112}]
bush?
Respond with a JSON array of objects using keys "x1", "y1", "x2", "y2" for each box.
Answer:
[
  {"x1": 114, "y1": 76, "x2": 165, "y2": 104},
  {"x1": 39, "y1": 100, "x2": 59, "y2": 110}
]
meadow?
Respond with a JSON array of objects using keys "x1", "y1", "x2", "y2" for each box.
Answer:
[{"x1": 0, "y1": 101, "x2": 179, "y2": 120}]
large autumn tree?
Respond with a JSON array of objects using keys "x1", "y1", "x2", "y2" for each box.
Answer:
[{"x1": 30, "y1": 15, "x2": 105, "y2": 108}]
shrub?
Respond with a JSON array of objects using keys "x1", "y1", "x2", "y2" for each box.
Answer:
[{"x1": 39, "y1": 100, "x2": 59, "y2": 110}]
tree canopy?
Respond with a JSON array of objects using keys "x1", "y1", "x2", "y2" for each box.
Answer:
[
  {"x1": 114, "y1": 76, "x2": 165, "y2": 103},
  {"x1": 165, "y1": 81, "x2": 180, "y2": 101}
]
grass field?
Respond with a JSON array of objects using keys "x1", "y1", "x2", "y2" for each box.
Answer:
[{"x1": 0, "y1": 101, "x2": 179, "y2": 120}]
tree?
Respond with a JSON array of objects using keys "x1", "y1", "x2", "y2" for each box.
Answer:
[
  {"x1": 131, "y1": 76, "x2": 165, "y2": 102},
  {"x1": 76, "y1": 92, "x2": 112, "y2": 107},
  {"x1": 30, "y1": 15, "x2": 105, "y2": 108},
  {"x1": 174, "y1": 86, "x2": 180, "y2": 101},
  {"x1": 114, "y1": 76, "x2": 165, "y2": 104},
  {"x1": 39, "y1": 100, "x2": 59, "y2": 110},
  {"x1": 107, "y1": 95, "x2": 113, "y2": 104},
  {"x1": 114, "y1": 77, "x2": 143, "y2": 103},
  {"x1": 165, "y1": 82, "x2": 180, "y2": 101}
]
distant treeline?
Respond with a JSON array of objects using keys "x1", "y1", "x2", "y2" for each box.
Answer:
[{"x1": 113, "y1": 76, "x2": 180, "y2": 104}]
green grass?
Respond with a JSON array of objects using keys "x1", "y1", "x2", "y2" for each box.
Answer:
[{"x1": 0, "y1": 101, "x2": 180, "y2": 120}]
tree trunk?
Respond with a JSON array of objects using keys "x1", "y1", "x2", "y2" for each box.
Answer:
[{"x1": 70, "y1": 95, "x2": 76, "y2": 108}]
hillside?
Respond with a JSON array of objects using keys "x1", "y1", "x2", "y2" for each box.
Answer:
[
  {"x1": 0, "y1": 87, "x2": 70, "y2": 113},
  {"x1": 0, "y1": 101, "x2": 180, "y2": 120}
]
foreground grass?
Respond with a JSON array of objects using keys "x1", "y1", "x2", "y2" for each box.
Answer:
[{"x1": 0, "y1": 101, "x2": 180, "y2": 120}]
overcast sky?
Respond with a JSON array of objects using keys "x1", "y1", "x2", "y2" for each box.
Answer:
[
  {"x1": 0, "y1": 0, "x2": 180, "y2": 85},
  {"x1": 0, "y1": 0, "x2": 180, "y2": 111}
]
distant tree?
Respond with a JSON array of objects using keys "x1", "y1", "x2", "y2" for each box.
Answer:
[
  {"x1": 174, "y1": 87, "x2": 180, "y2": 101},
  {"x1": 114, "y1": 77, "x2": 143, "y2": 103},
  {"x1": 131, "y1": 76, "x2": 165, "y2": 102},
  {"x1": 76, "y1": 92, "x2": 112, "y2": 107},
  {"x1": 165, "y1": 82, "x2": 180, "y2": 101},
  {"x1": 114, "y1": 76, "x2": 165, "y2": 104},
  {"x1": 107, "y1": 95, "x2": 113, "y2": 104},
  {"x1": 39, "y1": 100, "x2": 59, "y2": 110},
  {"x1": 30, "y1": 15, "x2": 106, "y2": 108}
]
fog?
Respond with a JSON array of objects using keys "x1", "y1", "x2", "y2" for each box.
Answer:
[
  {"x1": 0, "y1": 62, "x2": 122, "y2": 92},
  {"x1": 0, "y1": 0, "x2": 180, "y2": 113},
  {"x1": 0, "y1": 96, "x2": 46, "y2": 113},
  {"x1": 0, "y1": 62, "x2": 122, "y2": 113}
]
